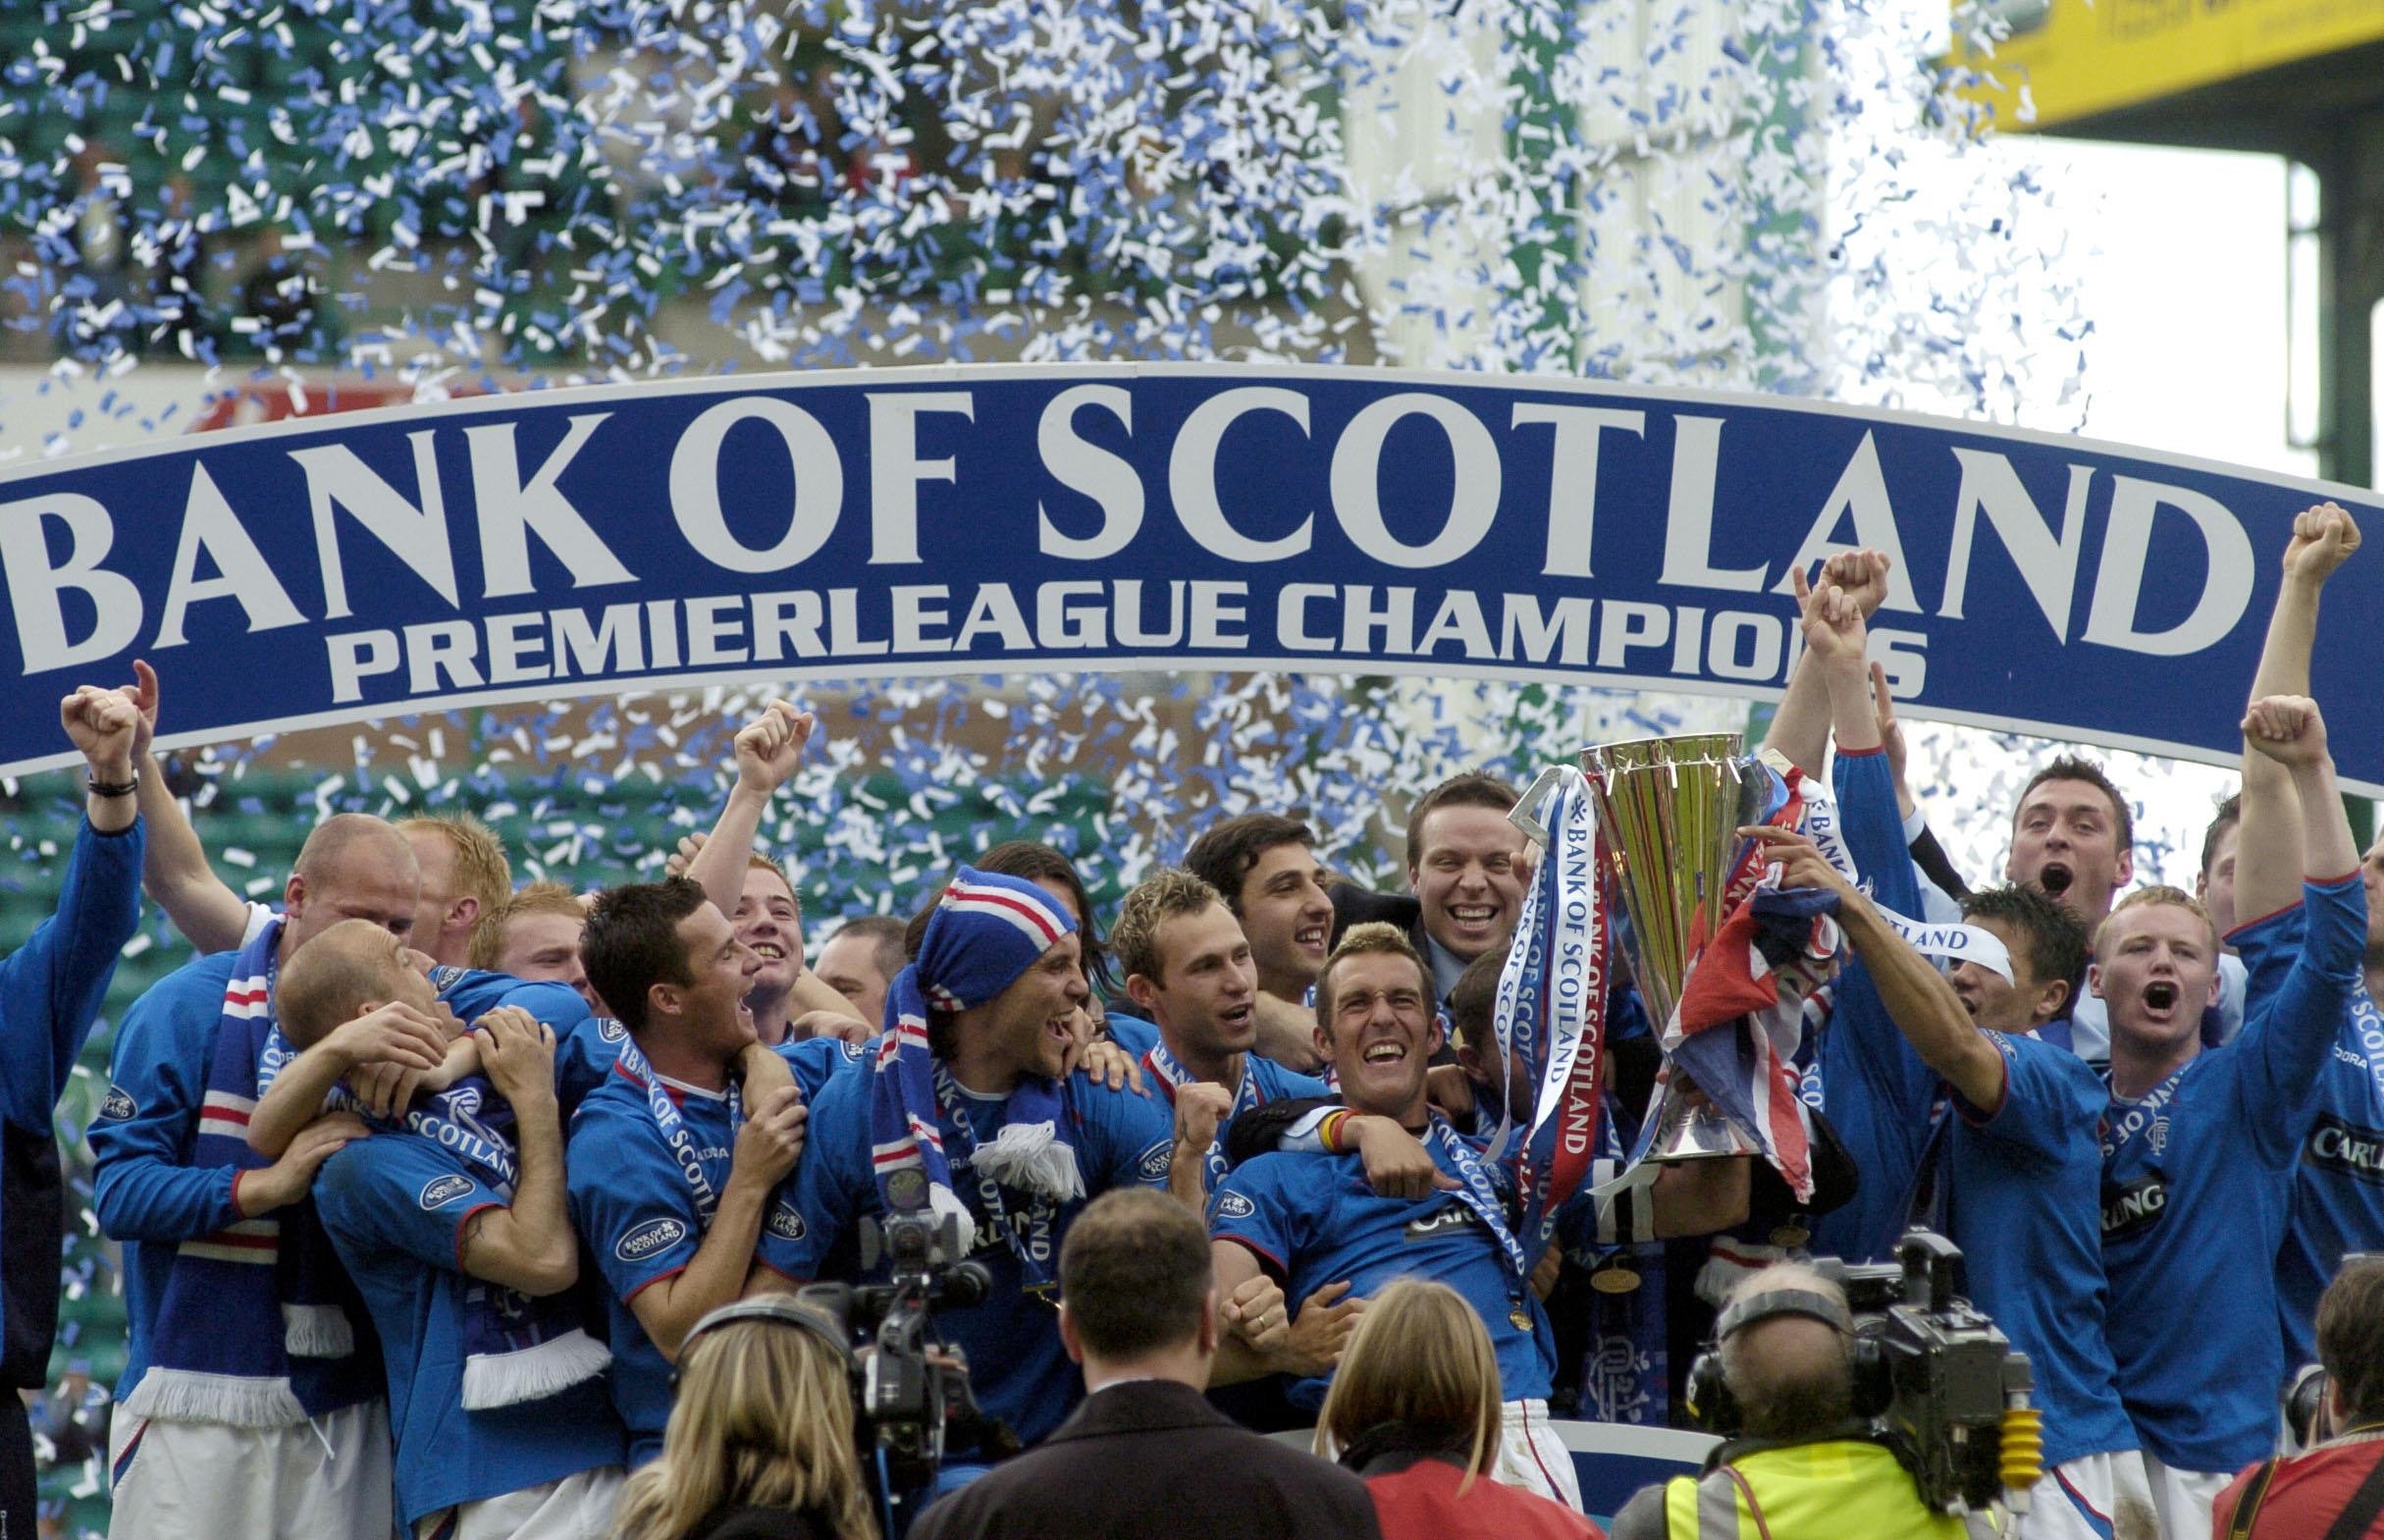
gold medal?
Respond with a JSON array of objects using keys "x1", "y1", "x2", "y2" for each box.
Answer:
[
  {"x1": 1771, "y1": 1222, "x2": 1811, "y2": 1249},
  {"x1": 1591, "y1": 1264, "x2": 1641, "y2": 1296},
  {"x1": 1509, "y1": 1301, "x2": 1535, "y2": 1330}
]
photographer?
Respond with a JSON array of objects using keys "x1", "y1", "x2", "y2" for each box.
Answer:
[
  {"x1": 614, "y1": 1299, "x2": 878, "y2": 1540},
  {"x1": 1607, "y1": 1263, "x2": 1994, "y2": 1540},
  {"x1": 2211, "y1": 1255, "x2": 2384, "y2": 1537}
]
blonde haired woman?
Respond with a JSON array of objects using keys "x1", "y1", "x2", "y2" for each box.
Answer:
[
  {"x1": 1316, "y1": 1279, "x2": 1604, "y2": 1540},
  {"x1": 614, "y1": 1301, "x2": 877, "y2": 1540}
]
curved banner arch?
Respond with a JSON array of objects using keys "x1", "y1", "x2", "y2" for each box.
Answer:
[{"x1": 2, "y1": 362, "x2": 2375, "y2": 788}]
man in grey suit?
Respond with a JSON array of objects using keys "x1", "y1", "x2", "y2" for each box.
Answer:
[{"x1": 910, "y1": 1189, "x2": 1380, "y2": 1540}]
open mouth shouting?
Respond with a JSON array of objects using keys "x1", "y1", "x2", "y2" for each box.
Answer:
[
  {"x1": 2141, "y1": 980, "x2": 2179, "y2": 1016},
  {"x1": 2037, "y1": 863, "x2": 2074, "y2": 898}
]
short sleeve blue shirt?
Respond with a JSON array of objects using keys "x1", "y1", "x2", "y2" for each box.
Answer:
[
  {"x1": 565, "y1": 1062, "x2": 810, "y2": 1463},
  {"x1": 1939, "y1": 1030, "x2": 2136, "y2": 1466},
  {"x1": 316, "y1": 1133, "x2": 624, "y2": 1522},
  {"x1": 1209, "y1": 1136, "x2": 1555, "y2": 1411}
]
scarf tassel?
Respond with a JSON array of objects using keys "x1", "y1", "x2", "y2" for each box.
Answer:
[
  {"x1": 282, "y1": 1302, "x2": 354, "y2": 1359},
  {"x1": 121, "y1": 1368, "x2": 309, "y2": 1429},
  {"x1": 971, "y1": 1120, "x2": 1086, "y2": 1203},
  {"x1": 459, "y1": 1327, "x2": 612, "y2": 1411}
]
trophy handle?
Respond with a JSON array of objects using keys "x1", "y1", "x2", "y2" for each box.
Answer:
[{"x1": 1507, "y1": 764, "x2": 1573, "y2": 846}]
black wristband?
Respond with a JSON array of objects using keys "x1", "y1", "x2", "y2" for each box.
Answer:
[{"x1": 85, "y1": 770, "x2": 139, "y2": 799}]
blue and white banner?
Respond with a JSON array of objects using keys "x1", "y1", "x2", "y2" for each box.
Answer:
[{"x1": 3, "y1": 362, "x2": 2377, "y2": 785}]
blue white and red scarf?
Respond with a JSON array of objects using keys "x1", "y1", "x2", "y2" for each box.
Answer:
[
  {"x1": 869, "y1": 868, "x2": 1084, "y2": 1255},
  {"x1": 123, "y1": 919, "x2": 358, "y2": 1427}
]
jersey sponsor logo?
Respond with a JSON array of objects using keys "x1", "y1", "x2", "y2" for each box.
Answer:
[
  {"x1": 98, "y1": 1086, "x2": 136, "y2": 1121},
  {"x1": 768, "y1": 1203, "x2": 806, "y2": 1241},
  {"x1": 2100, "y1": 1175, "x2": 2167, "y2": 1240},
  {"x1": 1404, "y1": 1203, "x2": 1474, "y2": 1242},
  {"x1": 418, "y1": 1173, "x2": 475, "y2": 1210},
  {"x1": 2306, "y1": 1114, "x2": 2384, "y2": 1185},
  {"x1": 1137, "y1": 1140, "x2": 1173, "y2": 1181},
  {"x1": 598, "y1": 1019, "x2": 627, "y2": 1042},
  {"x1": 615, "y1": 1216, "x2": 689, "y2": 1262},
  {"x1": 1214, "y1": 1191, "x2": 1256, "y2": 1219}
]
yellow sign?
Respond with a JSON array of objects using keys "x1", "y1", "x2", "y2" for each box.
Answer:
[{"x1": 1954, "y1": 0, "x2": 2384, "y2": 130}]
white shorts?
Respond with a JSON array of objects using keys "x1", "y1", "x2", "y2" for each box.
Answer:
[
  {"x1": 2013, "y1": 1450, "x2": 2157, "y2": 1540},
  {"x1": 412, "y1": 1465, "x2": 626, "y2": 1540},
  {"x1": 2140, "y1": 1453, "x2": 2230, "y2": 1540},
  {"x1": 107, "y1": 1399, "x2": 393, "y2": 1540},
  {"x1": 1494, "y1": 1398, "x2": 1584, "y2": 1513}
]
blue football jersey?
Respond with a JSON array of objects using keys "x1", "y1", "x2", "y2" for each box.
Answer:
[
  {"x1": 89, "y1": 952, "x2": 381, "y2": 1416},
  {"x1": 1939, "y1": 1031, "x2": 2138, "y2": 1466},
  {"x1": 1807, "y1": 748, "x2": 1939, "y2": 1265},
  {"x1": 2230, "y1": 903, "x2": 2384, "y2": 1370},
  {"x1": 565, "y1": 1060, "x2": 810, "y2": 1463},
  {"x1": 776, "y1": 1064, "x2": 1176, "y2": 1446},
  {"x1": 2099, "y1": 874, "x2": 2363, "y2": 1474},
  {"x1": 1210, "y1": 1134, "x2": 1559, "y2": 1410},
  {"x1": 316, "y1": 1133, "x2": 623, "y2": 1522}
]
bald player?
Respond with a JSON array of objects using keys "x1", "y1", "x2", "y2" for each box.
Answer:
[{"x1": 92, "y1": 813, "x2": 421, "y2": 1539}]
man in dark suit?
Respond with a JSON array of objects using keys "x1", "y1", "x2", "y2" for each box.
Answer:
[
  {"x1": 910, "y1": 1188, "x2": 1380, "y2": 1540},
  {"x1": 1328, "y1": 771, "x2": 1528, "y2": 1010}
]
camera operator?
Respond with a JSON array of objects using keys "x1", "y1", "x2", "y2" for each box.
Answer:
[
  {"x1": 1607, "y1": 1262, "x2": 1995, "y2": 1540},
  {"x1": 613, "y1": 1298, "x2": 878, "y2": 1540},
  {"x1": 2211, "y1": 1254, "x2": 2384, "y2": 1538},
  {"x1": 910, "y1": 1189, "x2": 1379, "y2": 1540}
]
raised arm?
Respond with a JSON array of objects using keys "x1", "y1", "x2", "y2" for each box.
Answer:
[
  {"x1": 9, "y1": 682, "x2": 146, "y2": 1122},
  {"x1": 2245, "y1": 698, "x2": 2359, "y2": 887},
  {"x1": 1763, "y1": 551, "x2": 1891, "y2": 776},
  {"x1": 1762, "y1": 565, "x2": 1835, "y2": 778},
  {"x1": 2238, "y1": 696, "x2": 2365, "y2": 1160},
  {"x1": 121, "y1": 660, "x2": 254, "y2": 953},
  {"x1": 684, "y1": 700, "x2": 814, "y2": 918},
  {"x1": 1746, "y1": 825, "x2": 2007, "y2": 1113},
  {"x1": 2234, "y1": 506, "x2": 2360, "y2": 925}
]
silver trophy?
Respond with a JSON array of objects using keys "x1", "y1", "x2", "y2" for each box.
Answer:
[{"x1": 1582, "y1": 733, "x2": 1770, "y2": 1161}]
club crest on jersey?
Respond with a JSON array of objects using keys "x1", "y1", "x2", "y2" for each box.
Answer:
[
  {"x1": 1214, "y1": 1191, "x2": 1256, "y2": 1220},
  {"x1": 2146, "y1": 1117, "x2": 2170, "y2": 1157},
  {"x1": 1405, "y1": 1204, "x2": 1474, "y2": 1242},
  {"x1": 597, "y1": 1018, "x2": 627, "y2": 1043},
  {"x1": 418, "y1": 1174, "x2": 474, "y2": 1210},
  {"x1": 616, "y1": 1216, "x2": 688, "y2": 1262},
  {"x1": 768, "y1": 1204, "x2": 806, "y2": 1241},
  {"x1": 1138, "y1": 1141, "x2": 1173, "y2": 1181},
  {"x1": 98, "y1": 1086, "x2": 136, "y2": 1121},
  {"x1": 2100, "y1": 1175, "x2": 2167, "y2": 1240}
]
